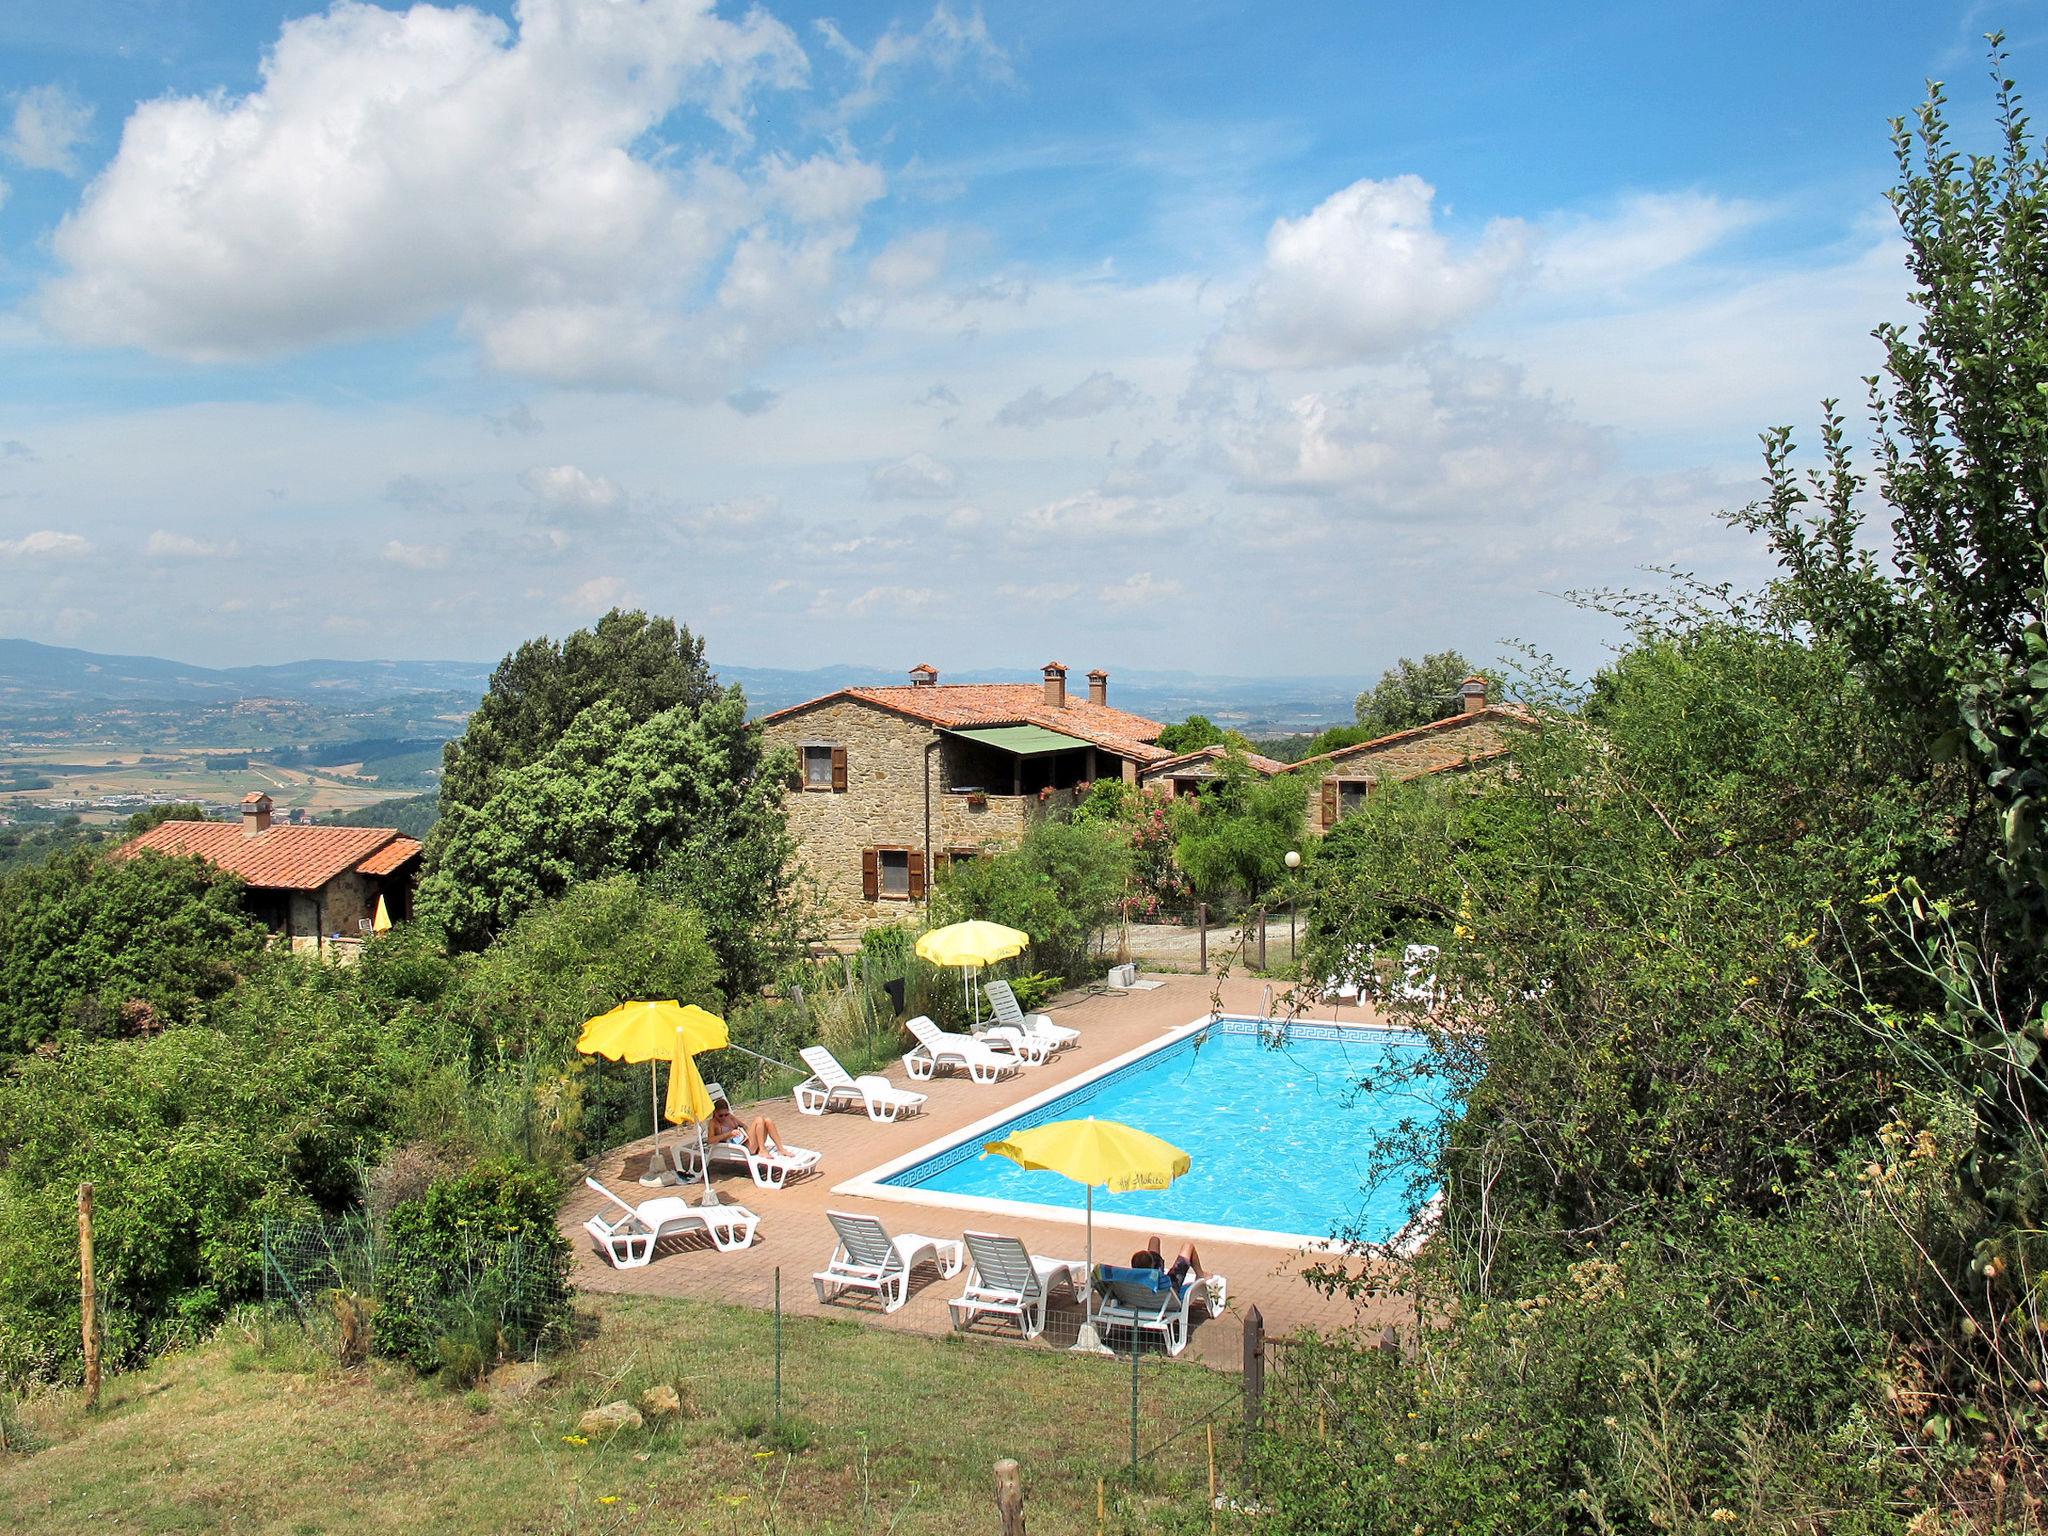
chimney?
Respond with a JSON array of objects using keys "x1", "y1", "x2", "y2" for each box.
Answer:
[
  {"x1": 1460, "y1": 675, "x2": 1488, "y2": 715},
  {"x1": 1087, "y1": 668, "x2": 1108, "y2": 707},
  {"x1": 1042, "y1": 661, "x2": 1068, "y2": 708},
  {"x1": 909, "y1": 662, "x2": 939, "y2": 688},
  {"x1": 241, "y1": 792, "x2": 273, "y2": 837}
]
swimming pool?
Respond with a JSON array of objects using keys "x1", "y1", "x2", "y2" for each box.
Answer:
[{"x1": 850, "y1": 1017, "x2": 1445, "y2": 1248}]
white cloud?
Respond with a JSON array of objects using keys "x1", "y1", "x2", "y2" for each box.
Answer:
[
  {"x1": 380, "y1": 539, "x2": 450, "y2": 570},
  {"x1": 1017, "y1": 490, "x2": 1178, "y2": 540},
  {"x1": 1211, "y1": 175, "x2": 1527, "y2": 370},
  {"x1": 5, "y1": 84, "x2": 93, "y2": 175},
  {"x1": 869, "y1": 451, "x2": 959, "y2": 499},
  {"x1": 38, "y1": 0, "x2": 874, "y2": 396},
  {"x1": 844, "y1": 584, "x2": 939, "y2": 616},
  {"x1": 868, "y1": 230, "x2": 950, "y2": 294},
  {"x1": 145, "y1": 530, "x2": 234, "y2": 558},
  {"x1": 815, "y1": 3, "x2": 1013, "y2": 118},
  {"x1": 523, "y1": 463, "x2": 625, "y2": 513},
  {"x1": 567, "y1": 574, "x2": 632, "y2": 611},
  {"x1": 994, "y1": 370, "x2": 1139, "y2": 428},
  {"x1": 997, "y1": 580, "x2": 1079, "y2": 603},
  {"x1": 1534, "y1": 192, "x2": 1760, "y2": 294},
  {"x1": 0, "y1": 529, "x2": 91, "y2": 559},
  {"x1": 1097, "y1": 571, "x2": 1182, "y2": 608}
]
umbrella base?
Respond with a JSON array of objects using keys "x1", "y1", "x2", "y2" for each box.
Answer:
[
  {"x1": 1069, "y1": 1322, "x2": 1116, "y2": 1356},
  {"x1": 639, "y1": 1168, "x2": 679, "y2": 1188}
]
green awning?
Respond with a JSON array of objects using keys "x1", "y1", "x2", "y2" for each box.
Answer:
[{"x1": 945, "y1": 724, "x2": 1092, "y2": 756}]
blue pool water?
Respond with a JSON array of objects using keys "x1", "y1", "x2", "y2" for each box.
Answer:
[{"x1": 880, "y1": 1020, "x2": 1445, "y2": 1243}]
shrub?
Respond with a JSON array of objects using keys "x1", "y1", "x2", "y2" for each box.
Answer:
[
  {"x1": 376, "y1": 1160, "x2": 571, "y2": 1375},
  {"x1": 933, "y1": 818, "x2": 1130, "y2": 980}
]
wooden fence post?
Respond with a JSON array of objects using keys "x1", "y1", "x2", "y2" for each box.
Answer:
[
  {"x1": 1198, "y1": 903, "x2": 1208, "y2": 974},
  {"x1": 995, "y1": 1457, "x2": 1026, "y2": 1536},
  {"x1": 1256, "y1": 907, "x2": 1267, "y2": 970},
  {"x1": 79, "y1": 1181, "x2": 99, "y2": 1411},
  {"x1": 1241, "y1": 1305, "x2": 1264, "y2": 1446}
]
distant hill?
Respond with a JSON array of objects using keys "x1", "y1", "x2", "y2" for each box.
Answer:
[{"x1": 0, "y1": 638, "x2": 1369, "y2": 740}]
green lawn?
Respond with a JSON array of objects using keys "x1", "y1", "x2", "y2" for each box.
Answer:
[{"x1": 3, "y1": 1292, "x2": 1241, "y2": 1534}]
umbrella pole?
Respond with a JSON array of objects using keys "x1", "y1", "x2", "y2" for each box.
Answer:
[
  {"x1": 696, "y1": 1123, "x2": 719, "y2": 1207},
  {"x1": 641, "y1": 1058, "x2": 668, "y2": 1188},
  {"x1": 1071, "y1": 1183, "x2": 1113, "y2": 1354}
]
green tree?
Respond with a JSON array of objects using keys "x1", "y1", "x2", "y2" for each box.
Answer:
[
  {"x1": 439, "y1": 609, "x2": 718, "y2": 815},
  {"x1": 0, "y1": 848, "x2": 270, "y2": 1053},
  {"x1": 417, "y1": 690, "x2": 795, "y2": 957},
  {"x1": 933, "y1": 818, "x2": 1131, "y2": 980},
  {"x1": 1155, "y1": 714, "x2": 1228, "y2": 754},
  {"x1": 1353, "y1": 651, "x2": 1493, "y2": 737},
  {"x1": 1170, "y1": 747, "x2": 1309, "y2": 910}
]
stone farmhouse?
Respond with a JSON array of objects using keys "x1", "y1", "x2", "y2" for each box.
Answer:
[
  {"x1": 758, "y1": 663, "x2": 1170, "y2": 930},
  {"x1": 120, "y1": 792, "x2": 422, "y2": 954},
  {"x1": 1290, "y1": 675, "x2": 1532, "y2": 835}
]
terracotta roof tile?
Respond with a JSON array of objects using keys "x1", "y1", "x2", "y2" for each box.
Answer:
[
  {"x1": 763, "y1": 683, "x2": 1171, "y2": 762},
  {"x1": 1289, "y1": 706, "x2": 1534, "y2": 772},
  {"x1": 1140, "y1": 744, "x2": 1289, "y2": 777},
  {"x1": 120, "y1": 821, "x2": 417, "y2": 891},
  {"x1": 354, "y1": 838, "x2": 424, "y2": 877}
]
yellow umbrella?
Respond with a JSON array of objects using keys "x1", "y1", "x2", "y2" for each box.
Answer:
[
  {"x1": 372, "y1": 894, "x2": 392, "y2": 934},
  {"x1": 982, "y1": 1117, "x2": 1191, "y2": 1353},
  {"x1": 917, "y1": 920, "x2": 1029, "y2": 1024},
  {"x1": 577, "y1": 1002, "x2": 729, "y2": 1183}
]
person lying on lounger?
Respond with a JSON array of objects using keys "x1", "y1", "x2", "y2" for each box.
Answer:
[
  {"x1": 706, "y1": 1103, "x2": 791, "y2": 1157},
  {"x1": 1129, "y1": 1236, "x2": 1209, "y2": 1294}
]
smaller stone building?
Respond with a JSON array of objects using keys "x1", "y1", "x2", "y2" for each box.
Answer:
[
  {"x1": 1291, "y1": 676, "x2": 1532, "y2": 835},
  {"x1": 760, "y1": 663, "x2": 1169, "y2": 933},
  {"x1": 120, "y1": 792, "x2": 422, "y2": 954}
]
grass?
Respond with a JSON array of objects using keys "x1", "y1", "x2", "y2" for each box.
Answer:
[{"x1": 1, "y1": 1291, "x2": 1242, "y2": 1534}]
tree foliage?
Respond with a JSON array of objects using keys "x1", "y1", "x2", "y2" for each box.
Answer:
[
  {"x1": 933, "y1": 817, "x2": 1131, "y2": 980},
  {"x1": 1170, "y1": 747, "x2": 1309, "y2": 909},
  {"x1": 418, "y1": 690, "x2": 795, "y2": 956},
  {"x1": 0, "y1": 848, "x2": 270, "y2": 1053},
  {"x1": 1155, "y1": 714, "x2": 1229, "y2": 754},
  {"x1": 439, "y1": 609, "x2": 718, "y2": 816},
  {"x1": 1352, "y1": 650, "x2": 1493, "y2": 738}
]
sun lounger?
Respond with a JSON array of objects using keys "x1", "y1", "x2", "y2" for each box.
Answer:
[
  {"x1": 666, "y1": 1084, "x2": 823, "y2": 1190},
  {"x1": 949, "y1": 1230, "x2": 1084, "y2": 1339},
  {"x1": 792, "y1": 1045, "x2": 928, "y2": 1122},
  {"x1": 812, "y1": 1210, "x2": 964, "y2": 1313},
  {"x1": 1088, "y1": 1263, "x2": 1225, "y2": 1357},
  {"x1": 902, "y1": 1016, "x2": 1022, "y2": 1084},
  {"x1": 580, "y1": 1177, "x2": 759, "y2": 1267},
  {"x1": 1397, "y1": 943, "x2": 1441, "y2": 1007},
  {"x1": 985, "y1": 978, "x2": 1080, "y2": 1051}
]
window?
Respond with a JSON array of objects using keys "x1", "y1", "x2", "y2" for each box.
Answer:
[
  {"x1": 863, "y1": 846, "x2": 925, "y2": 901},
  {"x1": 801, "y1": 744, "x2": 847, "y2": 791},
  {"x1": 937, "y1": 847, "x2": 981, "y2": 881},
  {"x1": 1338, "y1": 781, "x2": 1371, "y2": 817}
]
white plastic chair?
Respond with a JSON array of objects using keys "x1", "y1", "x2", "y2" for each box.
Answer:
[
  {"x1": 580, "y1": 1177, "x2": 759, "y2": 1267},
  {"x1": 792, "y1": 1046, "x2": 928, "y2": 1122},
  {"x1": 812, "y1": 1210, "x2": 963, "y2": 1313}
]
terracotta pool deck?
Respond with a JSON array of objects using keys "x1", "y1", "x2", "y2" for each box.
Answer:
[{"x1": 561, "y1": 973, "x2": 1408, "y2": 1370}]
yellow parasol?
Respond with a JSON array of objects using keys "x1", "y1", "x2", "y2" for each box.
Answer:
[
  {"x1": 982, "y1": 1117, "x2": 1190, "y2": 1353},
  {"x1": 372, "y1": 894, "x2": 392, "y2": 934},
  {"x1": 916, "y1": 920, "x2": 1029, "y2": 1024},
  {"x1": 577, "y1": 1002, "x2": 729, "y2": 1186}
]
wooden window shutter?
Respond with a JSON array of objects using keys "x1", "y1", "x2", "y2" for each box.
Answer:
[
  {"x1": 861, "y1": 848, "x2": 879, "y2": 901},
  {"x1": 1320, "y1": 778, "x2": 1338, "y2": 829},
  {"x1": 831, "y1": 746, "x2": 848, "y2": 792},
  {"x1": 907, "y1": 848, "x2": 927, "y2": 900}
]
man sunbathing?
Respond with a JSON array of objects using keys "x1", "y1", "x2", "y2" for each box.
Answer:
[
  {"x1": 705, "y1": 1101, "x2": 790, "y2": 1157},
  {"x1": 1129, "y1": 1236, "x2": 1208, "y2": 1293}
]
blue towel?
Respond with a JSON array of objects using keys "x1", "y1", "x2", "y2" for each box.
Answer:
[{"x1": 1095, "y1": 1263, "x2": 1174, "y2": 1294}]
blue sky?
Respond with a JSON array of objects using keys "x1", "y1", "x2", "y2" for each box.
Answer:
[{"x1": 0, "y1": 1, "x2": 2037, "y2": 678}]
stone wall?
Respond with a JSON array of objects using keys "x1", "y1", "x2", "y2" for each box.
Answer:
[
  {"x1": 1300, "y1": 712, "x2": 1530, "y2": 837},
  {"x1": 763, "y1": 697, "x2": 1065, "y2": 933}
]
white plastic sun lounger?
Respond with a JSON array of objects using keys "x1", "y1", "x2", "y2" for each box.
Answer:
[
  {"x1": 792, "y1": 1045, "x2": 928, "y2": 1123},
  {"x1": 581, "y1": 1177, "x2": 759, "y2": 1267},
  {"x1": 812, "y1": 1210, "x2": 964, "y2": 1313},
  {"x1": 902, "y1": 1016, "x2": 1022, "y2": 1084},
  {"x1": 1089, "y1": 1268, "x2": 1201, "y2": 1356},
  {"x1": 949, "y1": 1230, "x2": 1084, "y2": 1339},
  {"x1": 984, "y1": 979, "x2": 1079, "y2": 1052},
  {"x1": 1396, "y1": 943, "x2": 1442, "y2": 1008},
  {"x1": 667, "y1": 1084, "x2": 823, "y2": 1190}
]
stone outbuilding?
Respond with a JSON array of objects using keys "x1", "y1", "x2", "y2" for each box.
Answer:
[
  {"x1": 1291, "y1": 676, "x2": 1533, "y2": 834},
  {"x1": 120, "y1": 792, "x2": 422, "y2": 954}
]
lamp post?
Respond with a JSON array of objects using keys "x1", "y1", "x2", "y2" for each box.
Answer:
[{"x1": 1284, "y1": 850, "x2": 1300, "y2": 964}]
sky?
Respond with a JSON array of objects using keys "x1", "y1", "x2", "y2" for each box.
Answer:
[{"x1": 0, "y1": 1, "x2": 2039, "y2": 679}]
